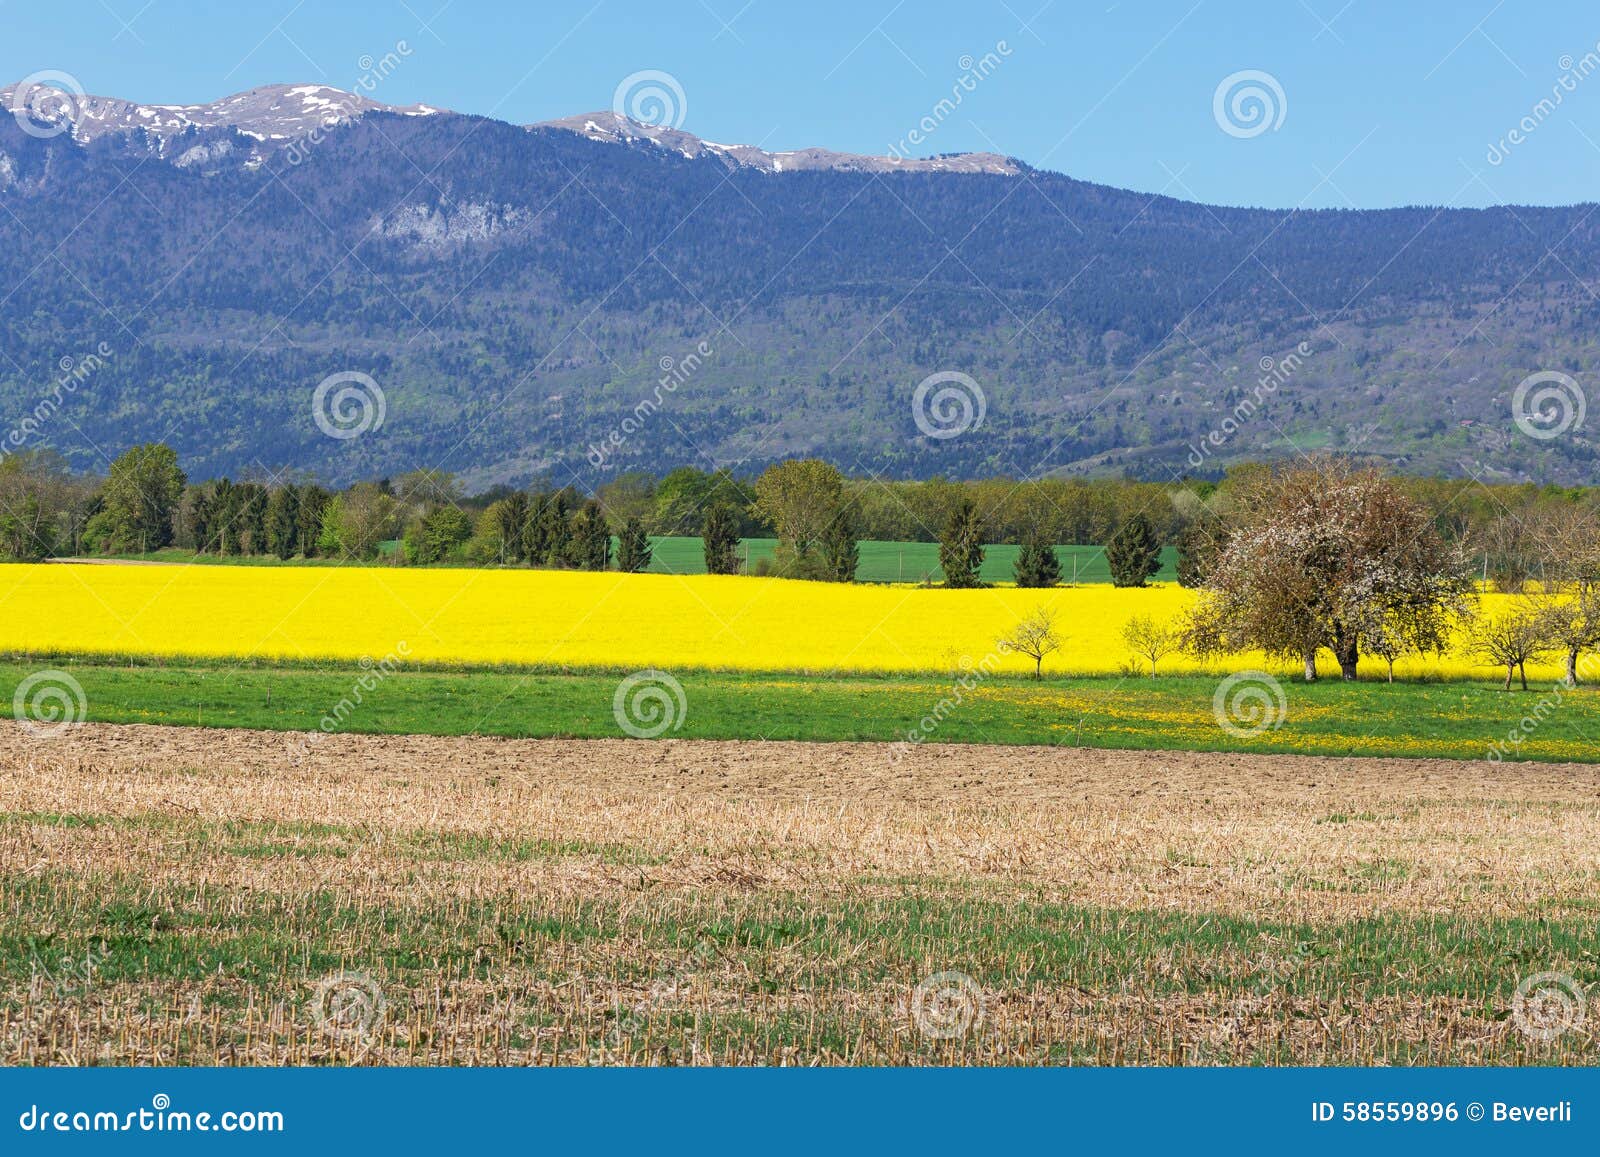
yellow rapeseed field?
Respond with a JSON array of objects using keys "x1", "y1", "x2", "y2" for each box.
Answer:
[{"x1": 0, "y1": 563, "x2": 1556, "y2": 678}]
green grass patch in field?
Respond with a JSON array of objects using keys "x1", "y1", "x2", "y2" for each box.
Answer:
[{"x1": 4, "y1": 871, "x2": 1592, "y2": 1009}]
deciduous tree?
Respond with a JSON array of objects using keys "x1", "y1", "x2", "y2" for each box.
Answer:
[
  {"x1": 1121, "y1": 613, "x2": 1179, "y2": 676},
  {"x1": 997, "y1": 607, "x2": 1063, "y2": 679},
  {"x1": 1471, "y1": 603, "x2": 1551, "y2": 691},
  {"x1": 1186, "y1": 458, "x2": 1473, "y2": 681},
  {"x1": 319, "y1": 482, "x2": 397, "y2": 560},
  {"x1": 98, "y1": 443, "x2": 185, "y2": 553},
  {"x1": 755, "y1": 459, "x2": 846, "y2": 577}
]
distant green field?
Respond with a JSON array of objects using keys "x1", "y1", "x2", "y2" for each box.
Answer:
[
  {"x1": 88, "y1": 539, "x2": 1177, "y2": 584},
  {"x1": 646, "y1": 538, "x2": 1178, "y2": 584}
]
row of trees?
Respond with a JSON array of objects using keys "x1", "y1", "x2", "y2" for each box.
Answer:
[
  {"x1": 749, "y1": 460, "x2": 1168, "y2": 588},
  {"x1": 0, "y1": 446, "x2": 742, "y2": 575}
]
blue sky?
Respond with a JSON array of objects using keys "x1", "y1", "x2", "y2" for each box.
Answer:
[{"x1": 4, "y1": 0, "x2": 1599, "y2": 209}]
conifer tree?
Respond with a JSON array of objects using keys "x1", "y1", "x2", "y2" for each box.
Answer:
[
  {"x1": 702, "y1": 502, "x2": 742, "y2": 575},
  {"x1": 266, "y1": 484, "x2": 300, "y2": 559},
  {"x1": 939, "y1": 498, "x2": 986, "y2": 588},
  {"x1": 1013, "y1": 528, "x2": 1061, "y2": 588},
  {"x1": 569, "y1": 499, "x2": 612, "y2": 570},
  {"x1": 823, "y1": 507, "x2": 860, "y2": 582},
  {"x1": 617, "y1": 516, "x2": 652, "y2": 573},
  {"x1": 1105, "y1": 513, "x2": 1162, "y2": 588}
]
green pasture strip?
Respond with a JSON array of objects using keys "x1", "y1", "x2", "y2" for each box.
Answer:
[{"x1": 1, "y1": 660, "x2": 1594, "y2": 762}]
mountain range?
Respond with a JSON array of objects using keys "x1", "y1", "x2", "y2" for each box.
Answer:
[{"x1": 0, "y1": 80, "x2": 1596, "y2": 489}]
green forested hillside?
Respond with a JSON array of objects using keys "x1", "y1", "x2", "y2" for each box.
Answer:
[{"x1": 2, "y1": 109, "x2": 1597, "y2": 488}]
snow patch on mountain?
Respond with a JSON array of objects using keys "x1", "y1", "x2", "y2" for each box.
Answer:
[
  {"x1": 0, "y1": 82, "x2": 443, "y2": 154},
  {"x1": 1, "y1": 81, "x2": 1020, "y2": 179},
  {"x1": 532, "y1": 110, "x2": 1022, "y2": 176}
]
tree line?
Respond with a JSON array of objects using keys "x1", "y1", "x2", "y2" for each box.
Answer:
[{"x1": 3, "y1": 443, "x2": 1599, "y2": 638}]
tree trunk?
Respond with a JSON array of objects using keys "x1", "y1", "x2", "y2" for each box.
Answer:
[
  {"x1": 1566, "y1": 648, "x2": 1580, "y2": 688},
  {"x1": 1033, "y1": 657, "x2": 1041, "y2": 680},
  {"x1": 1385, "y1": 660, "x2": 1394, "y2": 683},
  {"x1": 1518, "y1": 662, "x2": 1529, "y2": 692},
  {"x1": 1335, "y1": 636, "x2": 1359, "y2": 681},
  {"x1": 1504, "y1": 664, "x2": 1514, "y2": 691},
  {"x1": 1303, "y1": 651, "x2": 1317, "y2": 682}
]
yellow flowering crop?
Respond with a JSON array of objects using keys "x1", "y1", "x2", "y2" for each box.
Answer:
[{"x1": 0, "y1": 563, "x2": 1560, "y2": 680}]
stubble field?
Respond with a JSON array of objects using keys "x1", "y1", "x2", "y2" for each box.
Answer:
[{"x1": 3, "y1": 722, "x2": 1596, "y2": 1066}]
